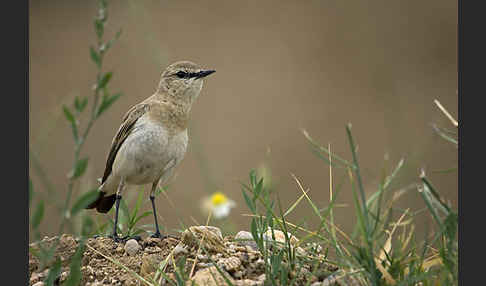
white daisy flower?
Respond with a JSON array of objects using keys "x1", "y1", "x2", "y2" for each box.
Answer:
[{"x1": 202, "y1": 192, "x2": 236, "y2": 219}]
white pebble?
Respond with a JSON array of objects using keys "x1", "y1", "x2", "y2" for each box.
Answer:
[{"x1": 124, "y1": 239, "x2": 141, "y2": 256}]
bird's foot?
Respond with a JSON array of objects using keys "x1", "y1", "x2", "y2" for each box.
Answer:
[
  {"x1": 108, "y1": 234, "x2": 124, "y2": 243},
  {"x1": 150, "y1": 231, "x2": 167, "y2": 240}
]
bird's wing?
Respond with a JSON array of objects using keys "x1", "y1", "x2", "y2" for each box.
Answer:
[{"x1": 101, "y1": 103, "x2": 151, "y2": 184}]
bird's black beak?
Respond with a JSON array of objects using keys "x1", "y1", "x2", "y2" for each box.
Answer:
[{"x1": 195, "y1": 70, "x2": 216, "y2": 79}]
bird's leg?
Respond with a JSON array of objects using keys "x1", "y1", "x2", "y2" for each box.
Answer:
[
  {"x1": 150, "y1": 180, "x2": 165, "y2": 239},
  {"x1": 109, "y1": 178, "x2": 125, "y2": 242}
]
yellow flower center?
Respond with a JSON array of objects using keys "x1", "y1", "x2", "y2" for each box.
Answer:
[{"x1": 211, "y1": 192, "x2": 227, "y2": 206}]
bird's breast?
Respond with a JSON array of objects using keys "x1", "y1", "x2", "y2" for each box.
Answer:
[{"x1": 113, "y1": 118, "x2": 188, "y2": 185}]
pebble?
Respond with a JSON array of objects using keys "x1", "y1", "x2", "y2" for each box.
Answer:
[
  {"x1": 124, "y1": 239, "x2": 141, "y2": 256},
  {"x1": 197, "y1": 254, "x2": 208, "y2": 261},
  {"x1": 217, "y1": 256, "x2": 241, "y2": 272},
  {"x1": 233, "y1": 270, "x2": 243, "y2": 279},
  {"x1": 191, "y1": 266, "x2": 235, "y2": 286},
  {"x1": 181, "y1": 226, "x2": 226, "y2": 253},
  {"x1": 173, "y1": 243, "x2": 187, "y2": 255},
  {"x1": 115, "y1": 246, "x2": 124, "y2": 254},
  {"x1": 235, "y1": 231, "x2": 258, "y2": 250},
  {"x1": 235, "y1": 279, "x2": 260, "y2": 286},
  {"x1": 144, "y1": 245, "x2": 162, "y2": 254}
]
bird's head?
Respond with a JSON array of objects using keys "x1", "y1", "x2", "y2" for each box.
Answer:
[{"x1": 158, "y1": 61, "x2": 215, "y2": 103}]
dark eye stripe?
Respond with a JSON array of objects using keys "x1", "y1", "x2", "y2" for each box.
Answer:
[
  {"x1": 176, "y1": 71, "x2": 188, "y2": 78},
  {"x1": 175, "y1": 71, "x2": 200, "y2": 79}
]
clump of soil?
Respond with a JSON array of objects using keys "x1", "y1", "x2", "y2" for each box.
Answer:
[{"x1": 29, "y1": 226, "x2": 342, "y2": 286}]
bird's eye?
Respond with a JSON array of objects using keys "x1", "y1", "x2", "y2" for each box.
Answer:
[{"x1": 176, "y1": 71, "x2": 188, "y2": 78}]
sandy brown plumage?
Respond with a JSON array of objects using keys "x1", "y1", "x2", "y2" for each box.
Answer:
[{"x1": 86, "y1": 61, "x2": 215, "y2": 239}]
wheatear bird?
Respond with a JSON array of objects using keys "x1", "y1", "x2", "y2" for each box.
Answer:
[{"x1": 86, "y1": 61, "x2": 215, "y2": 241}]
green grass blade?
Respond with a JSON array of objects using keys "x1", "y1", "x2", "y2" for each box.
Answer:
[
  {"x1": 132, "y1": 211, "x2": 153, "y2": 227},
  {"x1": 32, "y1": 200, "x2": 45, "y2": 229},
  {"x1": 420, "y1": 172, "x2": 451, "y2": 214},
  {"x1": 64, "y1": 241, "x2": 86, "y2": 286},
  {"x1": 44, "y1": 258, "x2": 62, "y2": 286},
  {"x1": 130, "y1": 188, "x2": 145, "y2": 224},
  {"x1": 283, "y1": 191, "x2": 307, "y2": 217},
  {"x1": 345, "y1": 124, "x2": 371, "y2": 238},
  {"x1": 242, "y1": 189, "x2": 256, "y2": 214},
  {"x1": 302, "y1": 129, "x2": 354, "y2": 168},
  {"x1": 432, "y1": 124, "x2": 458, "y2": 146}
]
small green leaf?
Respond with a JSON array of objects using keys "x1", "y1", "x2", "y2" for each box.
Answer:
[
  {"x1": 71, "y1": 190, "x2": 99, "y2": 216},
  {"x1": 131, "y1": 211, "x2": 152, "y2": 228},
  {"x1": 63, "y1": 105, "x2": 75, "y2": 123},
  {"x1": 99, "y1": 0, "x2": 108, "y2": 10},
  {"x1": 96, "y1": 92, "x2": 122, "y2": 118},
  {"x1": 242, "y1": 190, "x2": 256, "y2": 214},
  {"x1": 250, "y1": 170, "x2": 257, "y2": 187},
  {"x1": 90, "y1": 46, "x2": 101, "y2": 68},
  {"x1": 94, "y1": 18, "x2": 104, "y2": 39},
  {"x1": 31, "y1": 200, "x2": 45, "y2": 229},
  {"x1": 71, "y1": 157, "x2": 89, "y2": 179},
  {"x1": 63, "y1": 105, "x2": 78, "y2": 141},
  {"x1": 74, "y1": 96, "x2": 88, "y2": 113},
  {"x1": 97, "y1": 71, "x2": 113, "y2": 90},
  {"x1": 104, "y1": 29, "x2": 122, "y2": 52},
  {"x1": 254, "y1": 178, "x2": 264, "y2": 201},
  {"x1": 44, "y1": 258, "x2": 62, "y2": 286}
]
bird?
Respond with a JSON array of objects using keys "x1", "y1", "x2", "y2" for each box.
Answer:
[{"x1": 86, "y1": 60, "x2": 215, "y2": 241}]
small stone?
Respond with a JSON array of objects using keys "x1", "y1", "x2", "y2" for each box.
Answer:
[
  {"x1": 144, "y1": 237, "x2": 162, "y2": 247},
  {"x1": 173, "y1": 243, "x2": 188, "y2": 256},
  {"x1": 255, "y1": 258, "x2": 265, "y2": 267},
  {"x1": 32, "y1": 282, "x2": 45, "y2": 286},
  {"x1": 197, "y1": 262, "x2": 213, "y2": 268},
  {"x1": 263, "y1": 229, "x2": 306, "y2": 256},
  {"x1": 60, "y1": 271, "x2": 69, "y2": 282},
  {"x1": 140, "y1": 253, "x2": 163, "y2": 276},
  {"x1": 124, "y1": 239, "x2": 141, "y2": 256},
  {"x1": 235, "y1": 279, "x2": 259, "y2": 286},
  {"x1": 233, "y1": 270, "x2": 243, "y2": 279},
  {"x1": 235, "y1": 231, "x2": 258, "y2": 250},
  {"x1": 115, "y1": 246, "x2": 124, "y2": 254},
  {"x1": 197, "y1": 254, "x2": 208, "y2": 261},
  {"x1": 181, "y1": 226, "x2": 225, "y2": 253},
  {"x1": 189, "y1": 266, "x2": 235, "y2": 286},
  {"x1": 144, "y1": 246, "x2": 162, "y2": 254},
  {"x1": 29, "y1": 272, "x2": 41, "y2": 284},
  {"x1": 217, "y1": 257, "x2": 241, "y2": 272}
]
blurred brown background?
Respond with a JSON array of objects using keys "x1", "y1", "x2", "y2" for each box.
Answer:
[{"x1": 29, "y1": 0, "x2": 457, "y2": 239}]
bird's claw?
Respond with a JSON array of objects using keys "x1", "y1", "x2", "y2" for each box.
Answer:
[
  {"x1": 150, "y1": 232, "x2": 166, "y2": 240},
  {"x1": 108, "y1": 234, "x2": 125, "y2": 243}
]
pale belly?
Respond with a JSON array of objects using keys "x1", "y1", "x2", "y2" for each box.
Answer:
[{"x1": 112, "y1": 120, "x2": 188, "y2": 186}]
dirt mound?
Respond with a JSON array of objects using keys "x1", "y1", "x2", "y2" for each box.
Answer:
[{"x1": 29, "y1": 227, "x2": 342, "y2": 286}]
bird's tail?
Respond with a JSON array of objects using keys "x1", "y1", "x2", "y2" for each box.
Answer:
[
  {"x1": 85, "y1": 191, "x2": 117, "y2": 213},
  {"x1": 85, "y1": 178, "x2": 117, "y2": 213}
]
